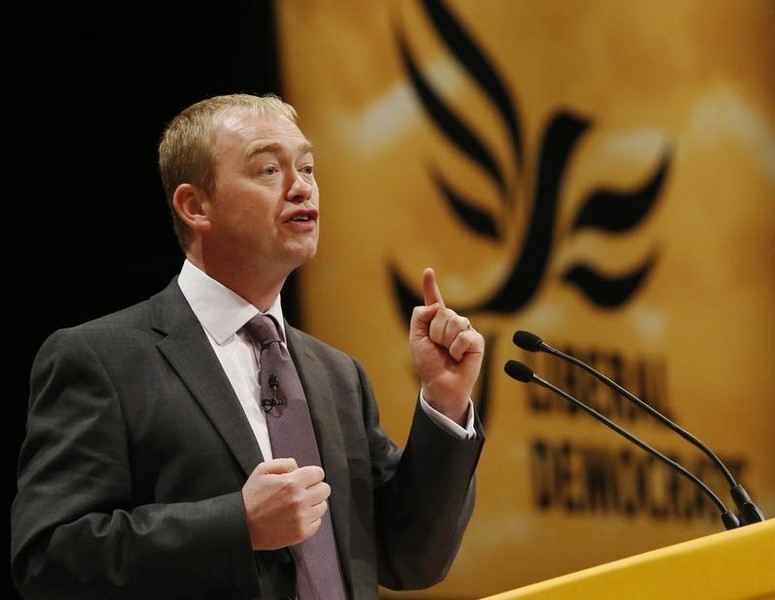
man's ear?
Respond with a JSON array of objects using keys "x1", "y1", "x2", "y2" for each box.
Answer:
[{"x1": 173, "y1": 183, "x2": 211, "y2": 231}]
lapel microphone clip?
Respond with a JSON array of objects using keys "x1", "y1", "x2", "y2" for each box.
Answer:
[{"x1": 262, "y1": 374, "x2": 285, "y2": 412}]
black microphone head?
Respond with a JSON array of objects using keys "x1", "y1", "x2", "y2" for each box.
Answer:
[
  {"x1": 504, "y1": 360, "x2": 534, "y2": 383},
  {"x1": 513, "y1": 330, "x2": 543, "y2": 352}
]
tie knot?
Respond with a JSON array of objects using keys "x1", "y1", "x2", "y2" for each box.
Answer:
[{"x1": 244, "y1": 313, "x2": 283, "y2": 347}]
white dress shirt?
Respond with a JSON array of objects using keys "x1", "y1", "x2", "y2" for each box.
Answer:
[{"x1": 176, "y1": 259, "x2": 475, "y2": 460}]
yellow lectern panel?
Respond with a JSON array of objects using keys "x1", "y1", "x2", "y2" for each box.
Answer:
[{"x1": 481, "y1": 519, "x2": 775, "y2": 600}]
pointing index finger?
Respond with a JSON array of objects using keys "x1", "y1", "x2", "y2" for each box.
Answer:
[{"x1": 422, "y1": 267, "x2": 445, "y2": 308}]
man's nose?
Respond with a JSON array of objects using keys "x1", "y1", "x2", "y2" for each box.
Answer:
[{"x1": 287, "y1": 172, "x2": 313, "y2": 201}]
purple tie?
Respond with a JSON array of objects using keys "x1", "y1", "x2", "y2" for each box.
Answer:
[{"x1": 243, "y1": 314, "x2": 348, "y2": 600}]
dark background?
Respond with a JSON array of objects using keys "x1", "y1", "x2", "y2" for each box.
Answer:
[{"x1": 9, "y1": 2, "x2": 284, "y2": 596}]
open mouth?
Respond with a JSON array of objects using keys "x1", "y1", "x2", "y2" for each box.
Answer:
[{"x1": 287, "y1": 208, "x2": 318, "y2": 223}]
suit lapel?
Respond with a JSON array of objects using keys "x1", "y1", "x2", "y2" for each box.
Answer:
[{"x1": 151, "y1": 280, "x2": 263, "y2": 477}]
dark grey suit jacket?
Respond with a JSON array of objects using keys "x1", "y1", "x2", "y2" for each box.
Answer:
[{"x1": 11, "y1": 277, "x2": 484, "y2": 599}]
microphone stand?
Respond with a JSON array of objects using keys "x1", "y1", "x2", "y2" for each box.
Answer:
[
  {"x1": 504, "y1": 359, "x2": 741, "y2": 531},
  {"x1": 513, "y1": 330, "x2": 766, "y2": 525}
]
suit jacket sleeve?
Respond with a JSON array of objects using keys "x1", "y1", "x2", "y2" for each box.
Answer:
[
  {"x1": 11, "y1": 325, "x2": 262, "y2": 600},
  {"x1": 356, "y1": 360, "x2": 485, "y2": 591}
]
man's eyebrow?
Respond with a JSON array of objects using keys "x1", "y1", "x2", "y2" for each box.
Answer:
[
  {"x1": 246, "y1": 141, "x2": 282, "y2": 159},
  {"x1": 246, "y1": 141, "x2": 314, "y2": 159}
]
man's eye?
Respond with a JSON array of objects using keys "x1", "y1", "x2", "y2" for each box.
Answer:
[
  {"x1": 262, "y1": 165, "x2": 279, "y2": 175},
  {"x1": 301, "y1": 165, "x2": 314, "y2": 175}
]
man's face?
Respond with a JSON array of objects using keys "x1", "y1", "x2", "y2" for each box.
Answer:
[{"x1": 205, "y1": 107, "x2": 320, "y2": 274}]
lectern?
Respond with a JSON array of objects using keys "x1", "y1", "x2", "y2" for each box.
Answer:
[{"x1": 480, "y1": 519, "x2": 774, "y2": 600}]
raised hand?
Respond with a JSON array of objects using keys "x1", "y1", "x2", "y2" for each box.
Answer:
[{"x1": 409, "y1": 267, "x2": 485, "y2": 424}]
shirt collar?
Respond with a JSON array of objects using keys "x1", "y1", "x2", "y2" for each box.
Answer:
[{"x1": 177, "y1": 259, "x2": 285, "y2": 345}]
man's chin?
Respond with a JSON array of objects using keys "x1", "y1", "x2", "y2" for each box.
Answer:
[{"x1": 288, "y1": 246, "x2": 318, "y2": 268}]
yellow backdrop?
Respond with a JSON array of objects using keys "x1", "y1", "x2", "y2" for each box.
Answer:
[{"x1": 278, "y1": 1, "x2": 775, "y2": 598}]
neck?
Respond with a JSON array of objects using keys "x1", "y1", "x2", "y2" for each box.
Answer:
[{"x1": 186, "y1": 253, "x2": 288, "y2": 313}]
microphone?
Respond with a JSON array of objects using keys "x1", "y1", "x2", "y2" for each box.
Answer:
[
  {"x1": 262, "y1": 374, "x2": 285, "y2": 412},
  {"x1": 513, "y1": 330, "x2": 765, "y2": 525},
  {"x1": 504, "y1": 359, "x2": 741, "y2": 530}
]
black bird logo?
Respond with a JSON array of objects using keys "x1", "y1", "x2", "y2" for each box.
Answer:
[{"x1": 390, "y1": 0, "x2": 671, "y2": 423}]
